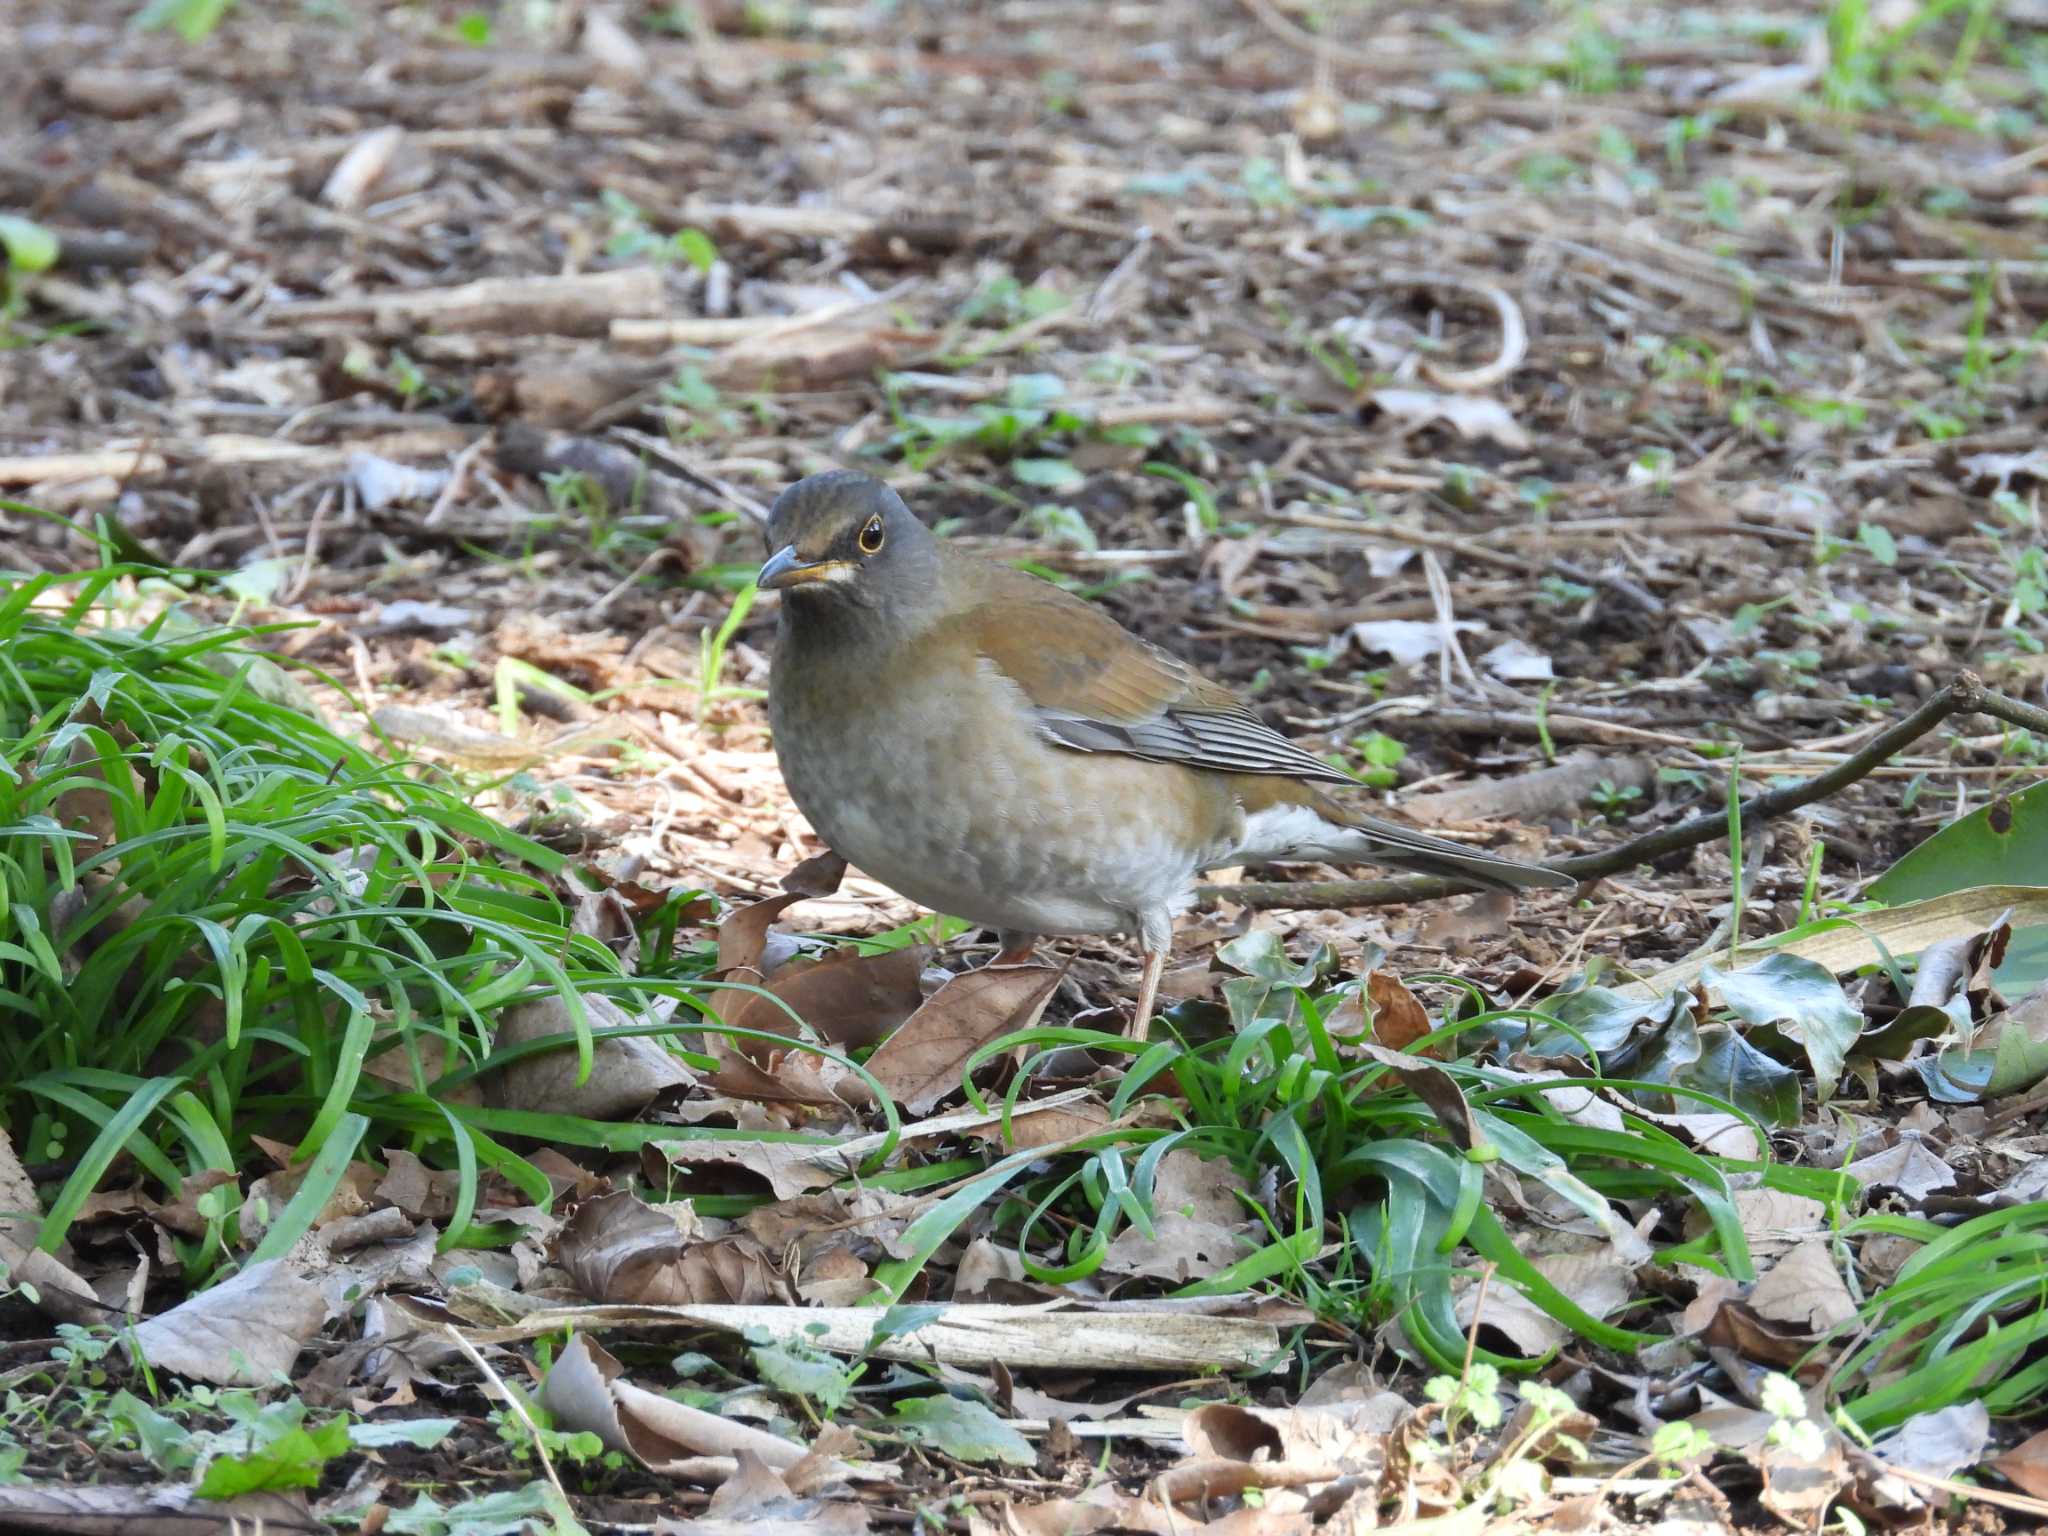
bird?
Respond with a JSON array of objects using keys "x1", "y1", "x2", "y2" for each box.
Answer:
[{"x1": 758, "y1": 469, "x2": 1576, "y2": 1036}]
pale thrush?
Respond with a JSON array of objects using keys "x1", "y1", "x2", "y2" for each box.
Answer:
[{"x1": 760, "y1": 470, "x2": 1574, "y2": 1034}]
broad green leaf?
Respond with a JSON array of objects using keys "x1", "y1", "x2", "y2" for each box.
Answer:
[
  {"x1": 1857, "y1": 522, "x2": 1898, "y2": 566},
  {"x1": 195, "y1": 1415, "x2": 349, "y2": 1496},
  {"x1": 1705, "y1": 953, "x2": 1861, "y2": 1101},
  {"x1": 889, "y1": 1394, "x2": 1036, "y2": 1466},
  {"x1": 1679, "y1": 1027, "x2": 1802, "y2": 1124},
  {"x1": 1870, "y1": 782, "x2": 2048, "y2": 996},
  {"x1": 1623, "y1": 886, "x2": 2048, "y2": 1000},
  {"x1": 1013, "y1": 457, "x2": 1086, "y2": 492},
  {"x1": 672, "y1": 227, "x2": 718, "y2": 273},
  {"x1": 1983, "y1": 1002, "x2": 2048, "y2": 1098},
  {"x1": 750, "y1": 1342, "x2": 853, "y2": 1413}
]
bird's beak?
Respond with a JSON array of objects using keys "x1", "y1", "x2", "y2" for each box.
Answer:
[{"x1": 757, "y1": 544, "x2": 850, "y2": 591}]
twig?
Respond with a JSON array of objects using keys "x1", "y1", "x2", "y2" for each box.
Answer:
[
  {"x1": 1199, "y1": 674, "x2": 2048, "y2": 910},
  {"x1": 442, "y1": 1324, "x2": 573, "y2": 1509}
]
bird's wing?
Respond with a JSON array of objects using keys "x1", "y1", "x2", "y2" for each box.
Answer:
[{"x1": 947, "y1": 570, "x2": 1357, "y2": 785}]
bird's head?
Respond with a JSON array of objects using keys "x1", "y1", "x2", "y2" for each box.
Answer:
[{"x1": 758, "y1": 471, "x2": 936, "y2": 611}]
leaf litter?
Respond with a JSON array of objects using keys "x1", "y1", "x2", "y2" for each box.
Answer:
[{"x1": 5, "y1": 0, "x2": 2048, "y2": 1530}]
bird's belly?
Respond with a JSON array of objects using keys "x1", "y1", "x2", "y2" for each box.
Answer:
[{"x1": 773, "y1": 687, "x2": 1204, "y2": 938}]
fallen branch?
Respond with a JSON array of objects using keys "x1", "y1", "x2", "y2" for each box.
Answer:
[
  {"x1": 268, "y1": 268, "x2": 664, "y2": 336},
  {"x1": 1198, "y1": 673, "x2": 2048, "y2": 910}
]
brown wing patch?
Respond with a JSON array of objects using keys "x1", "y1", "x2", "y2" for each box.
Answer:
[{"x1": 948, "y1": 563, "x2": 1355, "y2": 785}]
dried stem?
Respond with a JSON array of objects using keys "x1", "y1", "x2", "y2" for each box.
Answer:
[{"x1": 1199, "y1": 674, "x2": 2048, "y2": 911}]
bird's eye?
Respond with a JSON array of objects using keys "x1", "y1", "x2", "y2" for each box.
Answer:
[{"x1": 857, "y1": 516, "x2": 885, "y2": 554}]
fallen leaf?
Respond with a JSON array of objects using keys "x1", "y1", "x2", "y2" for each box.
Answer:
[
  {"x1": 1100, "y1": 1150, "x2": 1254, "y2": 1283},
  {"x1": 485, "y1": 992, "x2": 693, "y2": 1120},
  {"x1": 726, "y1": 945, "x2": 929, "y2": 1052},
  {"x1": 556, "y1": 1190, "x2": 795, "y2": 1305},
  {"x1": 543, "y1": 1333, "x2": 815, "y2": 1481},
  {"x1": 1456, "y1": 1249, "x2": 1633, "y2": 1358},
  {"x1": 782, "y1": 850, "x2": 849, "y2": 897},
  {"x1": 1747, "y1": 1239, "x2": 1855, "y2": 1332},
  {"x1": 1842, "y1": 1136, "x2": 1955, "y2": 1203},
  {"x1": 130, "y1": 1259, "x2": 331, "y2": 1386},
  {"x1": 717, "y1": 890, "x2": 810, "y2": 975},
  {"x1": 1990, "y1": 1423, "x2": 2048, "y2": 1498},
  {"x1": 864, "y1": 965, "x2": 1062, "y2": 1114},
  {"x1": 890, "y1": 1394, "x2": 1036, "y2": 1467},
  {"x1": 643, "y1": 1139, "x2": 845, "y2": 1202},
  {"x1": 1370, "y1": 387, "x2": 1529, "y2": 449}
]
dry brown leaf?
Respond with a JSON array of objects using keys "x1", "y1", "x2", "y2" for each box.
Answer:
[
  {"x1": 129, "y1": 1258, "x2": 331, "y2": 1386},
  {"x1": 375, "y1": 1147, "x2": 463, "y2": 1222},
  {"x1": 864, "y1": 964, "x2": 1062, "y2": 1114},
  {"x1": 542, "y1": 1332, "x2": 815, "y2": 1482},
  {"x1": 702, "y1": 1048, "x2": 855, "y2": 1109},
  {"x1": 0, "y1": 1127, "x2": 40, "y2": 1251},
  {"x1": 1714, "y1": 1189, "x2": 1827, "y2": 1262},
  {"x1": 963, "y1": 1095, "x2": 1117, "y2": 1152},
  {"x1": 1990, "y1": 1424, "x2": 2048, "y2": 1498},
  {"x1": 556, "y1": 1190, "x2": 795, "y2": 1305},
  {"x1": 1842, "y1": 1136, "x2": 1956, "y2": 1202},
  {"x1": 1100, "y1": 1150, "x2": 1254, "y2": 1284},
  {"x1": 47, "y1": 699, "x2": 141, "y2": 860},
  {"x1": 656, "y1": 1448, "x2": 873, "y2": 1535},
  {"x1": 484, "y1": 992, "x2": 693, "y2": 1120},
  {"x1": 1746, "y1": 1239, "x2": 1855, "y2": 1332},
  {"x1": 1697, "y1": 1298, "x2": 1814, "y2": 1369},
  {"x1": 739, "y1": 1187, "x2": 919, "y2": 1262},
  {"x1": 0, "y1": 1230, "x2": 104, "y2": 1329},
  {"x1": 642, "y1": 1138, "x2": 844, "y2": 1202},
  {"x1": 726, "y1": 944, "x2": 929, "y2": 1052},
  {"x1": 782, "y1": 850, "x2": 849, "y2": 897},
  {"x1": 716, "y1": 890, "x2": 810, "y2": 976},
  {"x1": 1357, "y1": 1043, "x2": 1480, "y2": 1151},
  {"x1": 1456, "y1": 1249, "x2": 1633, "y2": 1358}
]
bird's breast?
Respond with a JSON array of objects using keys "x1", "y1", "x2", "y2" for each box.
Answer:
[{"x1": 768, "y1": 653, "x2": 1234, "y2": 936}]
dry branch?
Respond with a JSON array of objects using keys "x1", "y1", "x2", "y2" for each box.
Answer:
[
  {"x1": 1201, "y1": 674, "x2": 2048, "y2": 910},
  {"x1": 268, "y1": 268, "x2": 665, "y2": 336},
  {"x1": 0, "y1": 450, "x2": 168, "y2": 486}
]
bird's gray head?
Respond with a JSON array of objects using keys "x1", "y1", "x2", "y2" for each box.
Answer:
[{"x1": 758, "y1": 471, "x2": 938, "y2": 615}]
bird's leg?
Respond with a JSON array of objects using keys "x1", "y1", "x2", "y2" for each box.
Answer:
[
  {"x1": 1126, "y1": 911, "x2": 1173, "y2": 1039},
  {"x1": 992, "y1": 929, "x2": 1040, "y2": 966},
  {"x1": 1127, "y1": 946, "x2": 1166, "y2": 1040}
]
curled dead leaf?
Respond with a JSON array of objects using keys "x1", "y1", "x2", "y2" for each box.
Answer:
[{"x1": 557, "y1": 1190, "x2": 795, "y2": 1305}]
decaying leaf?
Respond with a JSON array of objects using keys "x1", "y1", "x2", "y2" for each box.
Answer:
[
  {"x1": 864, "y1": 964, "x2": 1062, "y2": 1114},
  {"x1": 1100, "y1": 1150, "x2": 1255, "y2": 1283},
  {"x1": 129, "y1": 1259, "x2": 331, "y2": 1387},
  {"x1": 724, "y1": 944, "x2": 929, "y2": 1052},
  {"x1": 642, "y1": 1138, "x2": 845, "y2": 1202},
  {"x1": 556, "y1": 1190, "x2": 795, "y2": 1305},
  {"x1": 1746, "y1": 1239, "x2": 1855, "y2": 1333},
  {"x1": 542, "y1": 1333, "x2": 821, "y2": 1482},
  {"x1": 485, "y1": 991, "x2": 693, "y2": 1119}
]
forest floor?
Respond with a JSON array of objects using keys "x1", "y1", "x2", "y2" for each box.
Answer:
[{"x1": 3, "y1": 0, "x2": 2047, "y2": 1531}]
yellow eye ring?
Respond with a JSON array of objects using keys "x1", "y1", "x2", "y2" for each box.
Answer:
[{"x1": 857, "y1": 516, "x2": 885, "y2": 554}]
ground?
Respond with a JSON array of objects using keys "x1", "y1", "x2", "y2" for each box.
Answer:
[{"x1": 3, "y1": 0, "x2": 2047, "y2": 1530}]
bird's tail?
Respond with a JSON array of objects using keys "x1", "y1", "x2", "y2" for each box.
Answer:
[
  {"x1": 1328, "y1": 804, "x2": 1577, "y2": 890},
  {"x1": 1232, "y1": 777, "x2": 1578, "y2": 890}
]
